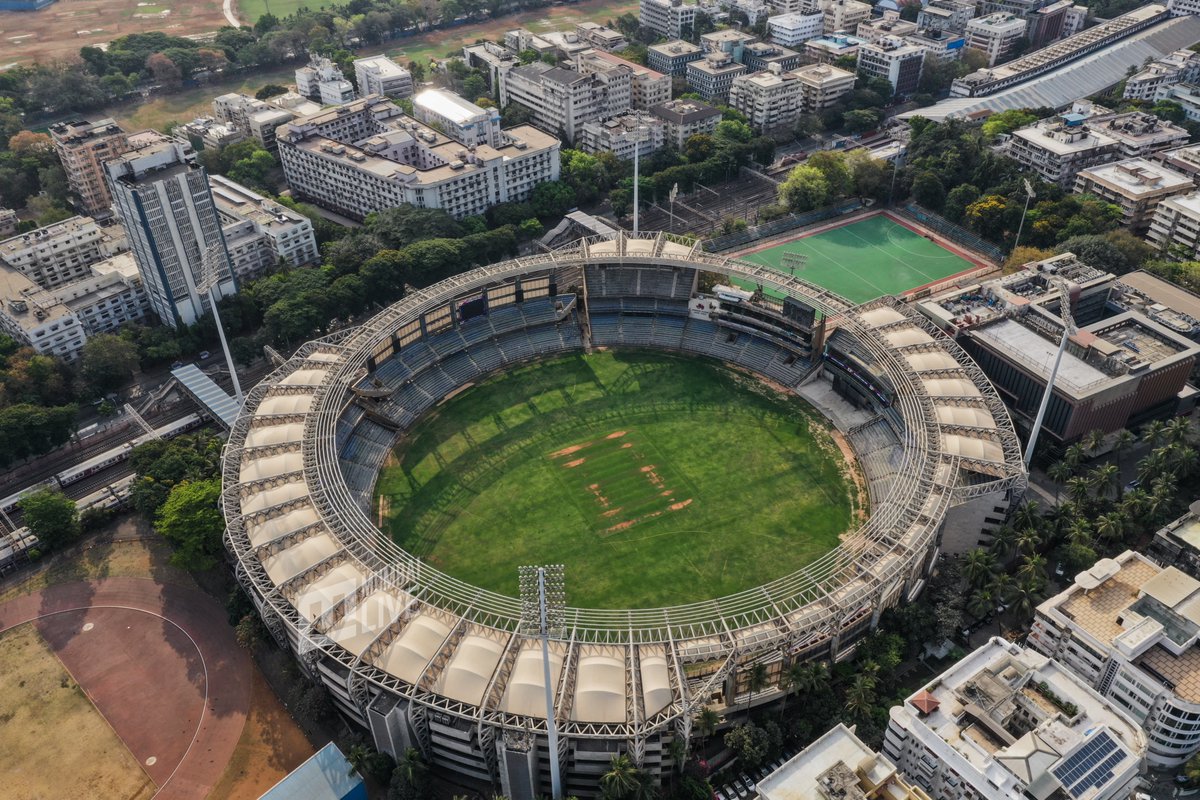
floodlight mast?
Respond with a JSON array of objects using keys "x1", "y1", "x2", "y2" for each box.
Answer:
[
  {"x1": 200, "y1": 245, "x2": 244, "y2": 404},
  {"x1": 1024, "y1": 274, "x2": 1076, "y2": 469},
  {"x1": 520, "y1": 564, "x2": 565, "y2": 799}
]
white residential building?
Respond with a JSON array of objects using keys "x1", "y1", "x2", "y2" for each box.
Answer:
[
  {"x1": 918, "y1": 0, "x2": 976, "y2": 33},
  {"x1": 815, "y1": 0, "x2": 872, "y2": 34},
  {"x1": 639, "y1": 0, "x2": 699, "y2": 38},
  {"x1": 759, "y1": 723, "x2": 932, "y2": 800},
  {"x1": 504, "y1": 28, "x2": 555, "y2": 57},
  {"x1": 649, "y1": 98, "x2": 723, "y2": 148},
  {"x1": 0, "y1": 216, "x2": 111, "y2": 290},
  {"x1": 353, "y1": 55, "x2": 414, "y2": 99},
  {"x1": 462, "y1": 41, "x2": 517, "y2": 92},
  {"x1": 1029, "y1": 550, "x2": 1200, "y2": 766},
  {"x1": 295, "y1": 56, "x2": 356, "y2": 106},
  {"x1": 540, "y1": 30, "x2": 593, "y2": 60},
  {"x1": 0, "y1": 267, "x2": 86, "y2": 360},
  {"x1": 0, "y1": 209, "x2": 16, "y2": 239},
  {"x1": 579, "y1": 115, "x2": 667, "y2": 160},
  {"x1": 276, "y1": 97, "x2": 560, "y2": 222},
  {"x1": 904, "y1": 28, "x2": 968, "y2": 64},
  {"x1": 965, "y1": 12, "x2": 1028, "y2": 65},
  {"x1": 1074, "y1": 158, "x2": 1194, "y2": 231},
  {"x1": 48, "y1": 118, "x2": 131, "y2": 220},
  {"x1": 792, "y1": 63, "x2": 857, "y2": 111},
  {"x1": 804, "y1": 32, "x2": 867, "y2": 62},
  {"x1": 729, "y1": 67, "x2": 803, "y2": 132},
  {"x1": 105, "y1": 135, "x2": 237, "y2": 328},
  {"x1": 1149, "y1": 191, "x2": 1200, "y2": 259},
  {"x1": 574, "y1": 21, "x2": 627, "y2": 51},
  {"x1": 686, "y1": 52, "x2": 749, "y2": 103},
  {"x1": 210, "y1": 175, "x2": 318, "y2": 277},
  {"x1": 1005, "y1": 115, "x2": 1120, "y2": 187},
  {"x1": 576, "y1": 50, "x2": 671, "y2": 111},
  {"x1": 857, "y1": 36, "x2": 926, "y2": 97},
  {"x1": 646, "y1": 39, "x2": 704, "y2": 76},
  {"x1": 768, "y1": 11, "x2": 825, "y2": 47},
  {"x1": 501, "y1": 62, "x2": 631, "y2": 143},
  {"x1": 1156, "y1": 84, "x2": 1200, "y2": 123},
  {"x1": 883, "y1": 637, "x2": 1148, "y2": 799},
  {"x1": 54, "y1": 253, "x2": 151, "y2": 336},
  {"x1": 1125, "y1": 50, "x2": 1200, "y2": 101},
  {"x1": 1157, "y1": 143, "x2": 1200, "y2": 183},
  {"x1": 1093, "y1": 111, "x2": 1190, "y2": 158},
  {"x1": 856, "y1": 15, "x2": 919, "y2": 44},
  {"x1": 413, "y1": 89, "x2": 503, "y2": 148}
]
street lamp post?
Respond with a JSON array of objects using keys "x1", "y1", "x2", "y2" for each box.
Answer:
[{"x1": 519, "y1": 564, "x2": 566, "y2": 799}]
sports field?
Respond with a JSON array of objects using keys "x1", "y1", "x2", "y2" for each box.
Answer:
[
  {"x1": 375, "y1": 351, "x2": 860, "y2": 608},
  {"x1": 739, "y1": 214, "x2": 979, "y2": 304}
]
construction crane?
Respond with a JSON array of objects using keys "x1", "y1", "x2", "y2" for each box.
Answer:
[{"x1": 1024, "y1": 274, "x2": 1078, "y2": 469}]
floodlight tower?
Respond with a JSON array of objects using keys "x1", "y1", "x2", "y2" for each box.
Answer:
[
  {"x1": 1024, "y1": 274, "x2": 1076, "y2": 469},
  {"x1": 1011, "y1": 178, "x2": 1036, "y2": 254},
  {"x1": 519, "y1": 564, "x2": 566, "y2": 799},
  {"x1": 632, "y1": 113, "x2": 649, "y2": 235},
  {"x1": 200, "y1": 244, "x2": 244, "y2": 405}
]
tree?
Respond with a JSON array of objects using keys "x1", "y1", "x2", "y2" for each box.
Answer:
[
  {"x1": 695, "y1": 707, "x2": 720, "y2": 744},
  {"x1": 778, "y1": 165, "x2": 829, "y2": 212},
  {"x1": 1054, "y1": 234, "x2": 1135, "y2": 274},
  {"x1": 724, "y1": 724, "x2": 771, "y2": 771},
  {"x1": 1152, "y1": 99, "x2": 1187, "y2": 124},
  {"x1": 19, "y1": 487, "x2": 80, "y2": 551},
  {"x1": 600, "y1": 753, "x2": 643, "y2": 800},
  {"x1": 963, "y1": 548, "x2": 996, "y2": 588},
  {"x1": 715, "y1": 119, "x2": 752, "y2": 143},
  {"x1": 8, "y1": 130, "x2": 51, "y2": 156},
  {"x1": 843, "y1": 108, "x2": 881, "y2": 133},
  {"x1": 744, "y1": 661, "x2": 768, "y2": 716},
  {"x1": 388, "y1": 748, "x2": 429, "y2": 800},
  {"x1": 79, "y1": 333, "x2": 139, "y2": 395},
  {"x1": 255, "y1": 83, "x2": 288, "y2": 100},
  {"x1": 845, "y1": 149, "x2": 886, "y2": 199},
  {"x1": 911, "y1": 171, "x2": 946, "y2": 211},
  {"x1": 807, "y1": 151, "x2": 852, "y2": 197},
  {"x1": 981, "y1": 109, "x2": 1038, "y2": 140},
  {"x1": 146, "y1": 52, "x2": 182, "y2": 86},
  {"x1": 843, "y1": 674, "x2": 876, "y2": 720},
  {"x1": 530, "y1": 180, "x2": 576, "y2": 218},
  {"x1": 1004, "y1": 245, "x2": 1055, "y2": 273},
  {"x1": 155, "y1": 478, "x2": 224, "y2": 570}
]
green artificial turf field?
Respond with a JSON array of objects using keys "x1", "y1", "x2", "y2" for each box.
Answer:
[
  {"x1": 375, "y1": 351, "x2": 860, "y2": 608},
  {"x1": 740, "y1": 215, "x2": 978, "y2": 304}
]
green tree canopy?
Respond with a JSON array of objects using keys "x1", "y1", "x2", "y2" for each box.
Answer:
[
  {"x1": 155, "y1": 478, "x2": 224, "y2": 570},
  {"x1": 20, "y1": 487, "x2": 80, "y2": 551},
  {"x1": 79, "y1": 333, "x2": 139, "y2": 395}
]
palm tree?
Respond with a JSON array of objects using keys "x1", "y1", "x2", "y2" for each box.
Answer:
[
  {"x1": 600, "y1": 754, "x2": 642, "y2": 800},
  {"x1": 1095, "y1": 512, "x2": 1126, "y2": 547},
  {"x1": 392, "y1": 748, "x2": 427, "y2": 794},
  {"x1": 744, "y1": 662, "x2": 769, "y2": 717},
  {"x1": 781, "y1": 660, "x2": 826, "y2": 717},
  {"x1": 1017, "y1": 527, "x2": 1042, "y2": 556},
  {"x1": 1066, "y1": 476, "x2": 1091, "y2": 508},
  {"x1": 1143, "y1": 419, "x2": 1167, "y2": 447},
  {"x1": 1137, "y1": 450, "x2": 1168, "y2": 486},
  {"x1": 666, "y1": 736, "x2": 687, "y2": 781},
  {"x1": 844, "y1": 674, "x2": 877, "y2": 720},
  {"x1": 1185, "y1": 752, "x2": 1200, "y2": 787},
  {"x1": 1121, "y1": 488, "x2": 1148, "y2": 519},
  {"x1": 346, "y1": 744, "x2": 370, "y2": 778},
  {"x1": 1064, "y1": 442, "x2": 1087, "y2": 472},
  {"x1": 1166, "y1": 416, "x2": 1192, "y2": 445},
  {"x1": 1067, "y1": 519, "x2": 1093, "y2": 548},
  {"x1": 1170, "y1": 445, "x2": 1199, "y2": 479},
  {"x1": 1083, "y1": 428, "x2": 1104, "y2": 456},
  {"x1": 1146, "y1": 488, "x2": 1174, "y2": 525},
  {"x1": 1018, "y1": 553, "x2": 1048, "y2": 589},
  {"x1": 1013, "y1": 576, "x2": 1043, "y2": 619},
  {"x1": 1047, "y1": 461, "x2": 1072, "y2": 505},
  {"x1": 967, "y1": 588, "x2": 994, "y2": 621},
  {"x1": 990, "y1": 526, "x2": 1018, "y2": 560},
  {"x1": 1088, "y1": 463, "x2": 1119, "y2": 501},
  {"x1": 1013, "y1": 500, "x2": 1041, "y2": 533},
  {"x1": 963, "y1": 548, "x2": 996, "y2": 589},
  {"x1": 695, "y1": 707, "x2": 720, "y2": 746},
  {"x1": 1112, "y1": 429, "x2": 1136, "y2": 475}
]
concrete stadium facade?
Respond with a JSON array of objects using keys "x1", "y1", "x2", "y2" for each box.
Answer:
[{"x1": 221, "y1": 232, "x2": 1026, "y2": 799}]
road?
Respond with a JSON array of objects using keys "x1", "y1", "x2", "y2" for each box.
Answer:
[{"x1": 222, "y1": 0, "x2": 240, "y2": 28}]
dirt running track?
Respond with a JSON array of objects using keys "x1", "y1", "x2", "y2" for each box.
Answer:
[{"x1": 0, "y1": 577, "x2": 250, "y2": 800}]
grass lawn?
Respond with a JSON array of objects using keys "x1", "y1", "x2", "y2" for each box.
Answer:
[
  {"x1": 0, "y1": 624, "x2": 155, "y2": 800},
  {"x1": 739, "y1": 215, "x2": 978, "y2": 304},
  {"x1": 376, "y1": 350, "x2": 859, "y2": 608}
]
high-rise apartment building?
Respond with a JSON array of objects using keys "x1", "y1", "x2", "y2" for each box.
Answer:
[
  {"x1": 639, "y1": 0, "x2": 698, "y2": 39},
  {"x1": 105, "y1": 135, "x2": 236, "y2": 328},
  {"x1": 0, "y1": 215, "x2": 111, "y2": 289},
  {"x1": 576, "y1": 50, "x2": 671, "y2": 110},
  {"x1": 856, "y1": 37, "x2": 926, "y2": 97},
  {"x1": 729, "y1": 67, "x2": 803, "y2": 133},
  {"x1": 48, "y1": 118, "x2": 132, "y2": 219},
  {"x1": 501, "y1": 62, "x2": 631, "y2": 142},
  {"x1": 353, "y1": 55, "x2": 415, "y2": 99},
  {"x1": 965, "y1": 12, "x2": 1028, "y2": 65}
]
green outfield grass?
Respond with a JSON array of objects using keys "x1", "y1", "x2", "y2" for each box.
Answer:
[
  {"x1": 740, "y1": 215, "x2": 978, "y2": 304},
  {"x1": 375, "y1": 351, "x2": 860, "y2": 608}
]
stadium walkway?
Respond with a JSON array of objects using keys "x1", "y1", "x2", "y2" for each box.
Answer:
[{"x1": 0, "y1": 577, "x2": 251, "y2": 800}]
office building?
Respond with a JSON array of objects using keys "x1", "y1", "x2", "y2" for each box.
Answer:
[
  {"x1": 917, "y1": 254, "x2": 1200, "y2": 443},
  {"x1": 759, "y1": 723, "x2": 931, "y2": 800},
  {"x1": 917, "y1": 0, "x2": 976, "y2": 33},
  {"x1": 413, "y1": 89, "x2": 503, "y2": 148},
  {"x1": 805, "y1": 32, "x2": 867, "y2": 62},
  {"x1": 639, "y1": 0, "x2": 699, "y2": 39},
  {"x1": 1148, "y1": 191, "x2": 1200, "y2": 260},
  {"x1": 1156, "y1": 84, "x2": 1200, "y2": 124},
  {"x1": 504, "y1": 28, "x2": 555, "y2": 57},
  {"x1": 577, "y1": 50, "x2": 671, "y2": 110},
  {"x1": 1073, "y1": 158, "x2": 1193, "y2": 232},
  {"x1": 1030, "y1": 550, "x2": 1200, "y2": 766},
  {"x1": 210, "y1": 175, "x2": 318, "y2": 278},
  {"x1": 574, "y1": 21, "x2": 627, "y2": 51},
  {"x1": 903, "y1": 28, "x2": 968, "y2": 63},
  {"x1": 295, "y1": 56, "x2": 356, "y2": 105},
  {"x1": 882, "y1": 637, "x2": 1147, "y2": 800},
  {"x1": 792, "y1": 63, "x2": 857, "y2": 111},
  {"x1": 1094, "y1": 111, "x2": 1190, "y2": 158},
  {"x1": 686, "y1": 52, "x2": 749, "y2": 103},
  {"x1": 965, "y1": 13, "x2": 1028, "y2": 65},
  {"x1": 729, "y1": 67, "x2": 803, "y2": 133},
  {"x1": 0, "y1": 266, "x2": 86, "y2": 360},
  {"x1": 1005, "y1": 114, "x2": 1120, "y2": 187},
  {"x1": 212, "y1": 93, "x2": 304, "y2": 152},
  {"x1": 0, "y1": 215, "x2": 111, "y2": 289},
  {"x1": 462, "y1": 41, "x2": 517, "y2": 92},
  {"x1": 816, "y1": 0, "x2": 871, "y2": 34},
  {"x1": 48, "y1": 118, "x2": 131, "y2": 219},
  {"x1": 53, "y1": 253, "x2": 151, "y2": 336},
  {"x1": 1157, "y1": 143, "x2": 1200, "y2": 182},
  {"x1": 353, "y1": 55, "x2": 414, "y2": 99},
  {"x1": 769, "y1": 11, "x2": 825, "y2": 47},
  {"x1": 540, "y1": 30, "x2": 593, "y2": 61},
  {"x1": 579, "y1": 114, "x2": 667, "y2": 160},
  {"x1": 276, "y1": 96, "x2": 560, "y2": 222},
  {"x1": 856, "y1": 37, "x2": 925, "y2": 97},
  {"x1": 649, "y1": 98, "x2": 723, "y2": 147},
  {"x1": 742, "y1": 41, "x2": 804, "y2": 72},
  {"x1": 501, "y1": 62, "x2": 631, "y2": 142},
  {"x1": 647, "y1": 39, "x2": 703, "y2": 76},
  {"x1": 1125, "y1": 49, "x2": 1200, "y2": 101},
  {"x1": 1109, "y1": 270, "x2": 1200, "y2": 342},
  {"x1": 105, "y1": 135, "x2": 237, "y2": 328},
  {"x1": 857, "y1": 15, "x2": 919, "y2": 44},
  {"x1": 701, "y1": 29, "x2": 758, "y2": 57}
]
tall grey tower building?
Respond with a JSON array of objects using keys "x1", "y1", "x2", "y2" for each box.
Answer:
[{"x1": 105, "y1": 134, "x2": 236, "y2": 328}]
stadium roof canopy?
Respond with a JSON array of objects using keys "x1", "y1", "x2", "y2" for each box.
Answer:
[{"x1": 899, "y1": 14, "x2": 1200, "y2": 123}]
